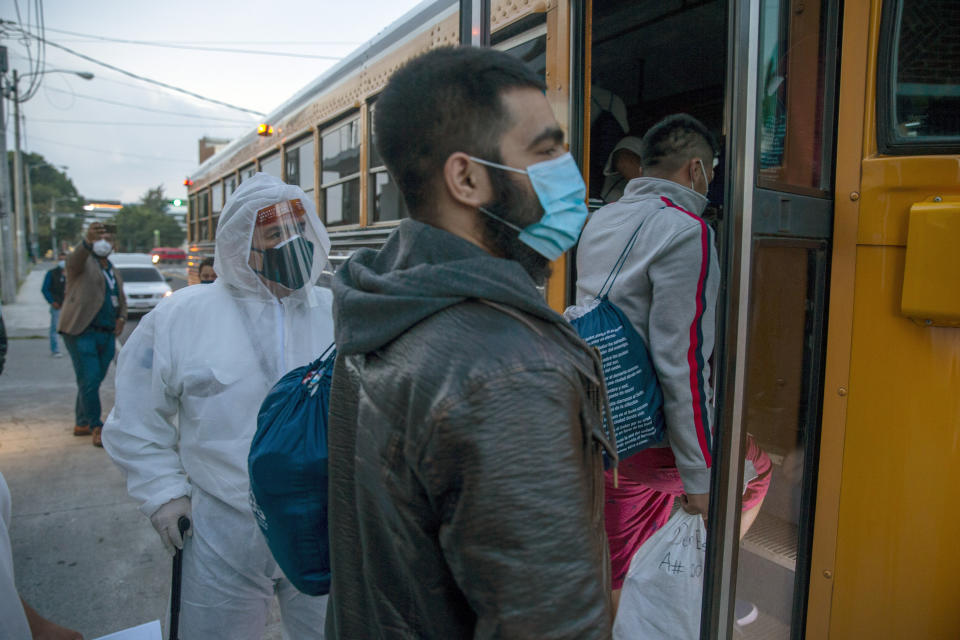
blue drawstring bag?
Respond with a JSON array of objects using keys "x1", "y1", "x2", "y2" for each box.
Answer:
[
  {"x1": 249, "y1": 344, "x2": 336, "y2": 596},
  {"x1": 565, "y1": 222, "x2": 665, "y2": 461}
]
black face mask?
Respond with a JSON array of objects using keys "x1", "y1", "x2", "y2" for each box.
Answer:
[
  {"x1": 251, "y1": 235, "x2": 315, "y2": 290},
  {"x1": 200, "y1": 279, "x2": 215, "y2": 284}
]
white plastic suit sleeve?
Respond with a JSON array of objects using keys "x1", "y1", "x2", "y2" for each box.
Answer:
[{"x1": 102, "y1": 309, "x2": 191, "y2": 517}]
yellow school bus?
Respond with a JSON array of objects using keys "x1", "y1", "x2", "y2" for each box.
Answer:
[{"x1": 187, "y1": 1, "x2": 960, "y2": 636}]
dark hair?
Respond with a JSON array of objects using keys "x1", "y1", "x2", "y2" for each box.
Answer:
[
  {"x1": 640, "y1": 114, "x2": 719, "y2": 175},
  {"x1": 199, "y1": 257, "x2": 214, "y2": 271},
  {"x1": 374, "y1": 46, "x2": 545, "y2": 218}
]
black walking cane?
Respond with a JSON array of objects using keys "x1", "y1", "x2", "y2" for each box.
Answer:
[{"x1": 169, "y1": 516, "x2": 191, "y2": 640}]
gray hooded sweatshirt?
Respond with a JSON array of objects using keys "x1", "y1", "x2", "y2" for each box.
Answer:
[
  {"x1": 576, "y1": 177, "x2": 719, "y2": 495},
  {"x1": 326, "y1": 218, "x2": 614, "y2": 639}
]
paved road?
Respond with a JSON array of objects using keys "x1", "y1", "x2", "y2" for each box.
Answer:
[{"x1": 2, "y1": 265, "x2": 283, "y2": 639}]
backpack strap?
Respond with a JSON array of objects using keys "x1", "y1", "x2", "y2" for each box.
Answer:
[
  {"x1": 598, "y1": 218, "x2": 647, "y2": 298},
  {"x1": 310, "y1": 342, "x2": 336, "y2": 370}
]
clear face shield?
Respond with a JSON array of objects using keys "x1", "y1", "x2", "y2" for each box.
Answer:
[{"x1": 249, "y1": 199, "x2": 321, "y2": 294}]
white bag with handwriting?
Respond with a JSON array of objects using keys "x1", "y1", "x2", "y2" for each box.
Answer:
[{"x1": 613, "y1": 509, "x2": 706, "y2": 640}]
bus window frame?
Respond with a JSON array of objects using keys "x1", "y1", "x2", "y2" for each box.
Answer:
[
  {"x1": 320, "y1": 113, "x2": 363, "y2": 228},
  {"x1": 876, "y1": 0, "x2": 960, "y2": 155}
]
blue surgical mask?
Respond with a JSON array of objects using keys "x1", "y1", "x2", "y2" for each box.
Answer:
[{"x1": 471, "y1": 153, "x2": 588, "y2": 261}]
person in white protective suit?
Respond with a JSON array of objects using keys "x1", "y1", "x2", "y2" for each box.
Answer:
[{"x1": 102, "y1": 173, "x2": 334, "y2": 639}]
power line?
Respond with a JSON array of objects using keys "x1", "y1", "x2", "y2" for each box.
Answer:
[
  {"x1": 26, "y1": 134, "x2": 194, "y2": 165},
  {"x1": 56, "y1": 38, "x2": 361, "y2": 46},
  {"x1": 19, "y1": 24, "x2": 347, "y2": 60},
  {"x1": 41, "y1": 86, "x2": 257, "y2": 123},
  {"x1": 3, "y1": 24, "x2": 266, "y2": 116},
  {"x1": 9, "y1": 50, "x2": 213, "y2": 103},
  {"x1": 19, "y1": 24, "x2": 360, "y2": 47},
  {"x1": 10, "y1": 0, "x2": 45, "y2": 101},
  {"x1": 31, "y1": 117, "x2": 250, "y2": 128}
]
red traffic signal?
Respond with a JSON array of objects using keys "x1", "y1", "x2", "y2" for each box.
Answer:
[
  {"x1": 183, "y1": 178, "x2": 194, "y2": 187},
  {"x1": 257, "y1": 124, "x2": 274, "y2": 136}
]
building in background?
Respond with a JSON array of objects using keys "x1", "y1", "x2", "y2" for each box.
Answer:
[{"x1": 198, "y1": 137, "x2": 232, "y2": 165}]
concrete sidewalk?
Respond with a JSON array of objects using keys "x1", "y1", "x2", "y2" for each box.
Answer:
[{"x1": 4, "y1": 263, "x2": 55, "y2": 339}]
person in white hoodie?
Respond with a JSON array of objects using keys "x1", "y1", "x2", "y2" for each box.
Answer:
[
  {"x1": 103, "y1": 173, "x2": 334, "y2": 639},
  {"x1": 575, "y1": 114, "x2": 771, "y2": 618}
]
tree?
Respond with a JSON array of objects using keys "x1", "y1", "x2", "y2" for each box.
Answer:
[
  {"x1": 8, "y1": 151, "x2": 86, "y2": 255},
  {"x1": 113, "y1": 185, "x2": 185, "y2": 252}
]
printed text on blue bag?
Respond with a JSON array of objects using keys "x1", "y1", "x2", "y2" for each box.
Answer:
[{"x1": 585, "y1": 323, "x2": 660, "y2": 455}]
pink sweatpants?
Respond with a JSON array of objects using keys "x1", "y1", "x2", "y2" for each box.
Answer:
[{"x1": 605, "y1": 435, "x2": 771, "y2": 589}]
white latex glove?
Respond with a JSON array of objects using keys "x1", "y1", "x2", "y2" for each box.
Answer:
[{"x1": 149, "y1": 496, "x2": 192, "y2": 556}]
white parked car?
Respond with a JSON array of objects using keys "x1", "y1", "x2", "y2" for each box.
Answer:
[{"x1": 110, "y1": 253, "x2": 173, "y2": 315}]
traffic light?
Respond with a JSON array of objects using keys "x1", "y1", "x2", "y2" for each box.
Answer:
[
  {"x1": 257, "y1": 124, "x2": 274, "y2": 136},
  {"x1": 170, "y1": 199, "x2": 183, "y2": 207},
  {"x1": 183, "y1": 178, "x2": 194, "y2": 187}
]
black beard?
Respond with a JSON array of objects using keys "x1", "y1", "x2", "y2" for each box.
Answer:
[{"x1": 480, "y1": 169, "x2": 552, "y2": 286}]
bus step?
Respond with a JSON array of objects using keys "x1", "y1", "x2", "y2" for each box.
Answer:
[{"x1": 742, "y1": 511, "x2": 798, "y2": 572}]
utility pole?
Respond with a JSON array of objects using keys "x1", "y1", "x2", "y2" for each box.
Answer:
[
  {"x1": 26, "y1": 163, "x2": 38, "y2": 262},
  {"x1": 0, "y1": 46, "x2": 16, "y2": 304},
  {"x1": 11, "y1": 69, "x2": 25, "y2": 283},
  {"x1": 50, "y1": 197, "x2": 58, "y2": 256}
]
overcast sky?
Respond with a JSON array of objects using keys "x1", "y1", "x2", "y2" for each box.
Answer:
[{"x1": 3, "y1": 0, "x2": 427, "y2": 203}]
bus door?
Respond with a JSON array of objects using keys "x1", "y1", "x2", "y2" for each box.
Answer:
[
  {"x1": 705, "y1": 0, "x2": 841, "y2": 638},
  {"x1": 581, "y1": 0, "x2": 841, "y2": 637}
]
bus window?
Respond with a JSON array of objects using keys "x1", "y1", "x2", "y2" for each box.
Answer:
[
  {"x1": 260, "y1": 152, "x2": 282, "y2": 180},
  {"x1": 495, "y1": 23, "x2": 547, "y2": 79},
  {"x1": 757, "y1": 0, "x2": 833, "y2": 194},
  {"x1": 198, "y1": 190, "x2": 211, "y2": 242},
  {"x1": 187, "y1": 195, "x2": 196, "y2": 244},
  {"x1": 285, "y1": 136, "x2": 316, "y2": 198},
  {"x1": 239, "y1": 163, "x2": 256, "y2": 183},
  {"x1": 210, "y1": 181, "x2": 223, "y2": 241},
  {"x1": 321, "y1": 117, "x2": 361, "y2": 226},
  {"x1": 211, "y1": 181, "x2": 223, "y2": 216},
  {"x1": 368, "y1": 103, "x2": 407, "y2": 223},
  {"x1": 878, "y1": 0, "x2": 960, "y2": 153}
]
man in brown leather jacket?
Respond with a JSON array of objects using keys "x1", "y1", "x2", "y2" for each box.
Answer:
[
  {"x1": 326, "y1": 47, "x2": 615, "y2": 639},
  {"x1": 59, "y1": 221, "x2": 126, "y2": 446}
]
